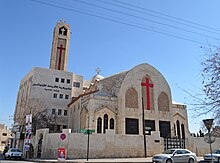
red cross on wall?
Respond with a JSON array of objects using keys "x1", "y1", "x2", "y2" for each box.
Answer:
[
  {"x1": 141, "y1": 78, "x2": 154, "y2": 110},
  {"x1": 57, "y1": 44, "x2": 65, "y2": 70}
]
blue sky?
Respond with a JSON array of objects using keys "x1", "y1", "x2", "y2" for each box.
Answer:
[{"x1": 1, "y1": 0, "x2": 220, "y2": 133}]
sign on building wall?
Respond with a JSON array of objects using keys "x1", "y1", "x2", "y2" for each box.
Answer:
[
  {"x1": 58, "y1": 148, "x2": 66, "y2": 161},
  {"x1": 24, "y1": 114, "x2": 32, "y2": 151}
]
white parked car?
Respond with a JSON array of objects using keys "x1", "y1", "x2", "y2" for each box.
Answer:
[
  {"x1": 203, "y1": 149, "x2": 220, "y2": 162},
  {"x1": 152, "y1": 148, "x2": 197, "y2": 163},
  {"x1": 5, "y1": 148, "x2": 23, "y2": 160}
]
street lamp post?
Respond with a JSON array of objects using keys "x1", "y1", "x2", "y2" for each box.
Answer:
[{"x1": 203, "y1": 119, "x2": 214, "y2": 163}]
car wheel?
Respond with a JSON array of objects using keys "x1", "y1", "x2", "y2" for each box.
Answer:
[
  {"x1": 188, "y1": 158, "x2": 194, "y2": 163},
  {"x1": 166, "y1": 159, "x2": 172, "y2": 163}
]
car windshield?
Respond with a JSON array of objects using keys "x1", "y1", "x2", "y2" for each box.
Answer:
[
  {"x1": 163, "y1": 149, "x2": 175, "y2": 154},
  {"x1": 11, "y1": 149, "x2": 21, "y2": 152},
  {"x1": 213, "y1": 150, "x2": 220, "y2": 154}
]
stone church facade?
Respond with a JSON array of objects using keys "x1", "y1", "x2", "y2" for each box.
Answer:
[
  {"x1": 13, "y1": 20, "x2": 220, "y2": 159},
  {"x1": 68, "y1": 64, "x2": 188, "y2": 139}
]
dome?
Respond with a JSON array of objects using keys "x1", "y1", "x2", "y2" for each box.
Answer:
[{"x1": 91, "y1": 74, "x2": 104, "y2": 83}]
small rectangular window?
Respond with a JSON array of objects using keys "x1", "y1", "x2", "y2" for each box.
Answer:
[
  {"x1": 59, "y1": 94, "x2": 63, "y2": 99},
  {"x1": 1, "y1": 141, "x2": 6, "y2": 145},
  {"x1": 73, "y1": 82, "x2": 80, "y2": 88},
  {"x1": 65, "y1": 95, "x2": 69, "y2": 99},
  {"x1": 2, "y1": 133, "x2": 7, "y2": 136},
  {"x1": 61, "y1": 78, "x2": 65, "y2": 83},
  {"x1": 64, "y1": 110, "x2": 68, "y2": 116},
  {"x1": 52, "y1": 108, "x2": 56, "y2": 115},
  {"x1": 63, "y1": 125, "x2": 67, "y2": 129},
  {"x1": 53, "y1": 93, "x2": 57, "y2": 98},
  {"x1": 57, "y1": 125, "x2": 61, "y2": 132},
  {"x1": 66, "y1": 79, "x2": 70, "y2": 84},
  {"x1": 55, "y1": 77, "x2": 59, "y2": 82},
  {"x1": 58, "y1": 109, "x2": 62, "y2": 115}
]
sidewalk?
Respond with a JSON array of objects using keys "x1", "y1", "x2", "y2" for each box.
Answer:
[
  {"x1": 29, "y1": 157, "x2": 153, "y2": 163},
  {"x1": 28, "y1": 157, "x2": 204, "y2": 163}
]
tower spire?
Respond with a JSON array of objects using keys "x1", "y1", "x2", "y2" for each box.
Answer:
[{"x1": 49, "y1": 19, "x2": 70, "y2": 71}]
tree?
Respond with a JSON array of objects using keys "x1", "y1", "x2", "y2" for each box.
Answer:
[
  {"x1": 27, "y1": 98, "x2": 57, "y2": 134},
  {"x1": 191, "y1": 47, "x2": 220, "y2": 125}
]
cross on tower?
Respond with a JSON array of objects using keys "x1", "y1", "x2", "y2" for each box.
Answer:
[
  {"x1": 141, "y1": 78, "x2": 154, "y2": 110},
  {"x1": 61, "y1": 28, "x2": 65, "y2": 35},
  {"x1": 57, "y1": 44, "x2": 65, "y2": 70},
  {"x1": 95, "y1": 67, "x2": 101, "y2": 74},
  {"x1": 60, "y1": 18, "x2": 66, "y2": 24}
]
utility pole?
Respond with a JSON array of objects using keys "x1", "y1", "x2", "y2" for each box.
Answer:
[
  {"x1": 142, "y1": 97, "x2": 147, "y2": 158},
  {"x1": 86, "y1": 112, "x2": 90, "y2": 161}
]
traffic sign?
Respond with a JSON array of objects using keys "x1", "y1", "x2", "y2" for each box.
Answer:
[{"x1": 60, "y1": 133, "x2": 66, "y2": 140}]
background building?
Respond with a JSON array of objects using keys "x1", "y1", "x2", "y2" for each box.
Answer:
[
  {"x1": 0, "y1": 124, "x2": 12, "y2": 153},
  {"x1": 13, "y1": 20, "x2": 83, "y2": 149}
]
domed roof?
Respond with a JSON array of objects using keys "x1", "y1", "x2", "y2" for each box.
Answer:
[{"x1": 91, "y1": 74, "x2": 104, "y2": 83}]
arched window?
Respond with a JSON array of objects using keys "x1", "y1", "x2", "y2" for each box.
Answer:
[
  {"x1": 176, "y1": 120, "x2": 181, "y2": 138},
  {"x1": 174, "y1": 124, "x2": 176, "y2": 136},
  {"x1": 110, "y1": 118, "x2": 114, "y2": 129},
  {"x1": 103, "y1": 114, "x2": 108, "y2": 134},
  {"x1": 141, "y1": 76, "x2": 154, "y2": 110},
  {"x1": 125, "y1": 87, "x2": 138, "y2": 108},
  {"x1": 97, "y1": 117, "x2": 102, "y2": 133},
  {"x1": 158, "y1": 92, "x2": 169, "y2": 111},
  {"x1": 181, "y1": 124, "x2": 185, "y2": 139},
  {"x1": 59, "y1": 27, "x2": 67, "y2": 35}
]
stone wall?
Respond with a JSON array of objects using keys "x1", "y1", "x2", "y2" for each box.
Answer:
[
  {"x1": 187, "y1": 135, "x2": 220, "y2": 156},
  {"x1": 35, "y1": 129, "x2": 163, "y2": 159},
  {"x1": 33, "y1": 128, "x2": 220, "y2": 159}
]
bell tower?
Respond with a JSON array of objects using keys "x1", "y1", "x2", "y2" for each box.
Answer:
[{"x1": 50, "y1": 19, "x2": 70, "y2": 71}]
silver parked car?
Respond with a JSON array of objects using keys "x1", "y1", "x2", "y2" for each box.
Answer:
[
  {"x1": 203, "y1": 149, "x2": 220, "y2": 162},
  {"x1": 5, "y1": 148, "x2": 23, "y2": 160},
  {"x1": 152, "y1": 148, "x2": 197, "y2": 163}
]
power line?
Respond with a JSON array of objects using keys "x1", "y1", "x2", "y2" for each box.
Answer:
[
  {"x1": 113, "y1": 0, "x2": 220, "y2": 33},
  {"x1": 30, "y1": 0, "x2": 216, "y2": 47},
  {"x1": 97, "y1": 0, "x2": 220, "y2": 36},
  {"x1": 72, "y1": 0, "x2": 219, "y2": 40}
]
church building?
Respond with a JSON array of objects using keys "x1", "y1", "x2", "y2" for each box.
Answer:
[
  {"x1": 12, "y1": 20, "x2": 203, "y2": 158},
  {"x1": 68, "y1": 63, "x2": 188, "y2": 139}
]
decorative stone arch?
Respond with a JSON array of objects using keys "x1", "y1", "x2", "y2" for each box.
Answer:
[
  {"x1": 125, "y1": 87, "x2": 138, "y2": 108},
  {"x1": 158, "y1": 92, "x2": 169, "y2": 111},
  {"x1": 141, "y1": 75, "x2": 154, "y2": 110},
  {"x1": 95, "y1": 106, "x2": 116, "y2": 134}
]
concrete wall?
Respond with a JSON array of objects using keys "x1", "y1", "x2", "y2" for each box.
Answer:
[
  {"x1": 34, "y1": 128, "x2": 220, "y2": 159},
  {"x1": 36, "y1": 129, "x2": 163, "y2": 159},
  {"x1": 187, "y1": 135, "x2": 220, "y2": 156}
]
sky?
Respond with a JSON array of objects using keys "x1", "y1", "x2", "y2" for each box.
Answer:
[{"x1": 1, "y1": 0, "x2": 220, "y2": 133}]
